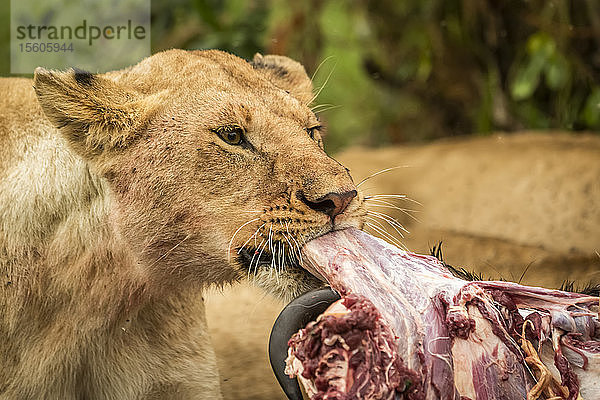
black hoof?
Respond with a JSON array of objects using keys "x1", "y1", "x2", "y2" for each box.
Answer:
[{"x1": 268, "y1": 288, "x2": 341, "y2": 400}]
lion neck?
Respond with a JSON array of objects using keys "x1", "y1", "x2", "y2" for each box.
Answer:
[{"x1": 0, "y1": 137, "x2": 156, "y2": 330}]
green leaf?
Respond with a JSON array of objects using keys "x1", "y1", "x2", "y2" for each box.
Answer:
[
  {"x1": 545, "y1": 53, "x2": 569, "y2": 90},
  {"x1": 527, "y1": 32, "x2": 555, "y2": 59},
  {"x1": 510, "y1": 57, "x2": 544, "y2": 100},
  {"x1": 582, "y1": 87, "x2": 600, "y2": 128},
  {"x1": 416, "y1": 50, "x2": 432, "y2": 81}
]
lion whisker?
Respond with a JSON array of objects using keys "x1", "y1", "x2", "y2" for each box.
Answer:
[
  {"x1": 281, "y1": 243, "x2": 286, "y2": 274},
  {"x1": 252, "y1": 237, "x2": 269, "y2": 276},
  {"x1": 285, "y1": 221, "x2": 304, "y2": 265},
  {"x1": 283, "y1": 238, "x2": 298, "y2": 265},
  {"x1": 227, "y1": 218, "x2": 260, "y2": 263},
  {"x1": 356, "y1": 166, "x2": 410, "y2": 188},
  {"x1": 148, "y1": 233, "x2": 192, "y2": 270},
  {"x1": 310, "y1": 103, "x2": 335, "y2": 111},
  {"x1": 365, "y1": 194, "x2": 422, "y2": 206},
  {"x1": 274, "y1": 241, "x2": 281, "y2": 282},
  {"x1": 364, "y1": 221, "x2": 407, "y2": 251},
  {"x1": 267, "y1": 225, "x2": 276, "y2": 276},
  {"x1": 277, "y1": 241, "x2": 283, "y2": 275},
  {"x1": 280, "y1": 224, "x2": 297, "y2": 267},
  {"x1": 280, "y1": 242, "x2": 285, "y2": 274},
  {"x1": 366, "y1": 221, "x2": 408, "y2": 252},
  {"x1": 248, "y1": 238, "x2": 266, "y2": 280},
  {"x1": 364, "y1": 194, "x2": 406, "y2": 200},
  {"x1": 310, "y1": 55, "x2": 335, "y2": 83},
  {"x1": 367, "y1": 210, "x2": 409, "y2": 236},
  {"x1": 238, "y1": 222, "x2": 266, "y2": 254},
  {"x1": 364, "y1": 214, "x2": 406, "y2": 244},
  {"x1": 310, "y1": 104, "x2": 342, "y2": 113},
  {"x1": 139, "y1": 219, "x2": 171, "y2": 255},
  {"x1": 291, "y1": 237, "x2": 304, "y2": 267},
  {"x1": 308, "y1": 60, "x2": 337, "y2": 105},
  {"x1": 368, "y1": 209, "x2": 410, "y2": 231},
  {"x1": 365, "y1": 198, "x2": 421, "y2": 213},
  {"x1": 366, "y1": 201, "x2": 421, "y2": 223},
  {"x1": 282, "y1": 242, "x2": 288, "y2": 273}
]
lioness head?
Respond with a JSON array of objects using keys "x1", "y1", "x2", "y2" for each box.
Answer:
[{"x1": 33, "y1": 49, "x2": 365, "y2": 300}]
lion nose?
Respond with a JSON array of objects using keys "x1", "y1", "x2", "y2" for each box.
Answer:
[{"x1": 299, "y1": 190, "x2": 357, "y2": 218}]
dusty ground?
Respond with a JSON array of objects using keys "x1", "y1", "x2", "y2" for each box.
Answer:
[{"x1": 205, "y1": 132, "x2": 600, "y2": 400}]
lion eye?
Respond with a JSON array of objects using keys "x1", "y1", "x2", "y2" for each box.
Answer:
[{"x1": 214, "y1": 126, "x2": 244, "y2": 146}]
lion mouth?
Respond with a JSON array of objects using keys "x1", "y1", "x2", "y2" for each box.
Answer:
[{"x1": 236, "y1": 240, "x2": 326, "y2": 283}]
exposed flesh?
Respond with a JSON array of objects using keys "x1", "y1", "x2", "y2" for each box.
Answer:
[{"x1": 285, "y1": 228, "x2": 599, "y2": 400}]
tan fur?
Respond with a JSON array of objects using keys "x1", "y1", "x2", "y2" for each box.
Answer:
[{"x1": 0, "y1": 49, "x2": 365, "y2": 399}]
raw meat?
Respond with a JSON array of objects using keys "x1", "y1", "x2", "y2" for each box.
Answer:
[
  {"x1": 283, "y1": 228, "x2": 599, "y2": 400},
  {"x1": 286, "y1": 294, "x2": 422, "y2": 400}
]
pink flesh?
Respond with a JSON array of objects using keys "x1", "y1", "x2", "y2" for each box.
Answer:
[
  {"x1": 286, "y1": 295, "x2": 417, "y2": 400},
  {"x1": 291, "y1": 228, "x2": 600, "y2": 400}
]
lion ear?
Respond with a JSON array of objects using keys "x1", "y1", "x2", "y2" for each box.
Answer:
[
  {"x1": 33, "y1": 67, "x2": 160, "y2": 158},
  {"x1": 251, "y1": 53, "x2": 314, "y2": 105}
]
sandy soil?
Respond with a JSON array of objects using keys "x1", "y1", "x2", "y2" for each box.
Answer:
[{"x1": 205, "y1": 132, "x2": 600, "y2": 400}]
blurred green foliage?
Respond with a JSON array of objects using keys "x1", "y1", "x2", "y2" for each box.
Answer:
[
  {"x1": 2, "y1": 0, "x2": 600, "y2": 150},
  {"x1": 150, "y1": 0, "x2": 600, "y2": 150}
]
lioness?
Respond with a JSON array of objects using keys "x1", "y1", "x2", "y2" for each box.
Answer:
[{"x1": 0, "y1": 50, "x2": 365, "y2": 399}]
